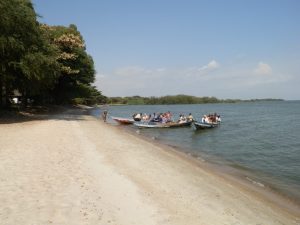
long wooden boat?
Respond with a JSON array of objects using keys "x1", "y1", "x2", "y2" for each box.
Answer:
[
  {"x1": 111, "y1": 116, "x2": 135, "y2": 125},
  {"x1": 192, "y1": 121, "x2": 219, "y2": 130},
  {"x1": 167, "y1": 121, "x2": 192, "y2": 128},
  {"x1": 134, "y1": 121, "x2": 192, "y2": 128}
]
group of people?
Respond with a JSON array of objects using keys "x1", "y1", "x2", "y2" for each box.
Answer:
[
  {"x1": 133, "y1": 112, "x2": 194, "y2": 124},
  {"x1": 104, "y1": 109, "x2": 221, "y2": 125},
  {"x1": 177, "y1": 113, "x2": 194, "y2": 123},
  {"x1": 150, "y1": 111, "x2": 173, "y2": 123},
  {"x1": 201, "y1": 113, "x2": 221, "y2": 124},
  {"x1": 133, "y1": 112, "x2": 173, "y2": 123}
]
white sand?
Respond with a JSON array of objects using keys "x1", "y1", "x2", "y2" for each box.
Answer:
[{"x1": 0, "y1": 109, "x2": 299, "y2": 225}]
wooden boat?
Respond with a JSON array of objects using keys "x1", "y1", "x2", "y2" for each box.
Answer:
[
  {"x1": 192, "y1": 121, "x2": 219, "y2": 130},
  {"x1": 167, "y1": 121, "x2": 192, "y2": 128},
  {"x1": 111, "y1": 116, "x2": 135, "y2": 125},
  {"x1": 134, "y1": 122, "x2": 169, "y2": 128},
  {"x1": 134, "y1": 121, "x2": 192, "y2": 128}
]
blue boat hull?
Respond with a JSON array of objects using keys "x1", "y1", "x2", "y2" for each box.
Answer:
[{"x1": 192, "y1": 121, "x2": 219, "y2": 130}]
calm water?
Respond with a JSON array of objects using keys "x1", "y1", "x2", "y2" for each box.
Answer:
[{"x1": 93, "y1": 101, "x2": 300, "y2": 201}]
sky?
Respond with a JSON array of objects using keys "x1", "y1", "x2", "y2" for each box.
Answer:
[{"x1": 32, "y1": 0, "x2": 300, "y2": 100}]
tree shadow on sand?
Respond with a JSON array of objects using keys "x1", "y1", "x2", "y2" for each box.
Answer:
[{"x1": 0, "y1": 105, "x2": 94, "y2": 124}]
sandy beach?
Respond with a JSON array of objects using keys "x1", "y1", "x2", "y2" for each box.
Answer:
[{"x1": 0, "y1": 108, "x2": 299, "y2": 225}]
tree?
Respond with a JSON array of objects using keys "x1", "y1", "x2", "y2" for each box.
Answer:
[
  {"x1": 0, "y1": 0, "x2": 59, "y2": 107},
  {"x1": 0, "y1": 0, "x2": 36, "y2": 107},
  {"x1": 0, "y1": 1, "x2": 105, "y2": 108},
  {"x1": 42, "y1": 24, "x2": 100, "y2": 104}
]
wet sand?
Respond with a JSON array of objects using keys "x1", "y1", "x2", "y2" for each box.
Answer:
[{"x1": 0, "y1": 108, "x2": 299, "y2": 224}]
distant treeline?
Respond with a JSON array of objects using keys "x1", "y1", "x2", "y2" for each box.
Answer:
[{"x1": 107, "y1": 95, "x2": 284, "y2": 105}]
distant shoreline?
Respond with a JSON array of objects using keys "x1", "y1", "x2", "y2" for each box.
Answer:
[{"x1": 106, "y1": 95, "x2": 284, "y2": 105}]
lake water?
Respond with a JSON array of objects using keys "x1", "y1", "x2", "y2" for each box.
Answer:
[{"x1": 92, "y1": 101, "x2": 300, "y2": 202}]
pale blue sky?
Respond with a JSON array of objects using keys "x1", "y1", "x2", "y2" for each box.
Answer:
[{"x1": 33, "y1": 0, "x2": 300, "y2": 99}]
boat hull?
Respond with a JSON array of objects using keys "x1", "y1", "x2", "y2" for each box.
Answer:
[
  {"x1": 111, "y1": 116, "x2": 135, "y2": 125},
  {"x1": 134, "y1": 121, "x2": 191, "y2": 128},
  {"x1": 192, "y1": 121, "x2": 219, "y2": 130}
]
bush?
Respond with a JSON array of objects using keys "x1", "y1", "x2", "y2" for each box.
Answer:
[{"x1": 72, "y1": 98, "x2": 86, "y2": 105}]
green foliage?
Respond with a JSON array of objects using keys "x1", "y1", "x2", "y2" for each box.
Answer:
[
  {"x1": 0, "y1": 0, "x2": 39, "y2": 106},
  {"x1": 0, "y1": 0, "x2": 105, "y2": 108},
  {"x1": 43, "y1": 24, "x2": 101, "y2": 104},
  {"x1": 108, "y1": 97, "x2": 128, "y2": 105},
  {"x1": 88, "y1": 86, "x2": 107, "y2": 105},
  {"x1": 125, "y1": 96, "x2": 146, "y2": 105},
  {"x1": 106, "y1": 95, "x2": 283, "y2": 105},
  {"x1": 107, "y1": 95, "x2": 241, "y2": 105},
  {"x1": 0, "y1": 0, "x2": 61, "y2": 107},
  {"x1": 72, "y1": 98, "x2": 86, "y2": 105}
]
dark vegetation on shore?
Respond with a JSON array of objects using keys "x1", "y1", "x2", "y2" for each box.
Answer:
[
  {"x1": 0, "y1": 0, "x2": 106, "y2": 110},
  {"x1": 107, "y1": 95, "x2": 284, "y2": 105}
]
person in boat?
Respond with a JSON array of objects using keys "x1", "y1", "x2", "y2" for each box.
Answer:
[
  {"x1": 161, "y1": 114, "x2": 168, "y2": 123},
  {"x1": 148, "y1": 113, "x2": 152, "y2": 121},
  {"x1": 150, "y1": 113, "x2": 160, "y2": 122},
  {"x1": 133, "y1": 113, "x2": 142, "y2": 121},
  {"x1": 178, "y1": 114, "x2": 187, "y2": 123},
  {"x1": 165, "y1": 111, "x2": 173, "y2": 122},
  {"x1": 187, "y1": 113, "x2": 194, "y2": 122},
  {"x1": 211, "y1": 113, "x2": 218, "y2": 123},
  {"x1": 202, "y1": 115, "x2": 211, "y2": 123},
  {"x1": 177, "y1": 114, "x2": 182, "y2": 122},
  {"x1": 142, "y1": 113, "x2": 149, "y2": 121},
  {"x1": 216, "y1": 115, "x2": 221, "y2": 123},
  {"x1": 158, "y1": 113, "x2": 165, "y2": 123},
  {"x1": 207, "y1": 114, "x2": 213, "y2": 122},
  {"x1": 150, "y1": 113, "x2": 155, "y2": 122},
  {"x1": 132, "y1": 113, "x2": 137, "y2": 119}
]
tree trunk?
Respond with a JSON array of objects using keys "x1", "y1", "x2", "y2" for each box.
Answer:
[
  {"x1": 21, "y1": 89, "x2": 28, "y2": 108},
  {"x1": 0, "y1": 76, "x2": 7, "y2": 108},
  {"x1": 0, "y1": 77, "x2": 2, "y2": 108}
]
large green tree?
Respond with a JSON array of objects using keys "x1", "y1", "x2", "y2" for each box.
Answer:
[
  {"x1": 0, "y1": 0, "x2": 59, "y2": 107},
  {"x1": 41, "y1": 24, "x2": 99, "y2": 104},
  {"x1": 1, "y1": 0, "x2": 105, "y2": 108}
]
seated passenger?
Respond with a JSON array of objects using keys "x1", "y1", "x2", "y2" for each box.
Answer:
[
  {"x1": 178, "y1": 114, "x2": 187, "y2": 123},
  {"x1": 133, "y1": 113, "x2": 142, "y2": 121},
  {"x1": 166, "y1": 111, "x2": 172, "y2": 122},
  {"x1": 187, "y1": 113, "x2": 194, "y2": 122},
  {"x1": 162, "y1": 116, "x2": 168, "y2": 123},
  {"x1": 202, "y1": 115, "x2": 210, "y2": 123},
  {"x1": 142, "y1": 113, "x2": 149, "y2": 121}
]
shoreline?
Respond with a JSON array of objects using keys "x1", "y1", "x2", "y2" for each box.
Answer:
[
  {"x1": 109, "y1": 115, "x2": 300, "y2": 209},
  {"x1": 0, "y1": 108, "x2": 299, "y2": 224},
  {"x1": 112, "y1": 120, "x2": 300, "y2": 216},
  {"x1": 102, "y1": 103, "x2": 300, "y2": 205},
  {"x1": 106, "y1": 118, "x2": 300, "y2": 222}
]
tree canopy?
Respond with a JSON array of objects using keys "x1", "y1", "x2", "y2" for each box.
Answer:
[{"x1": 0, "y1": 0, "x2": 105, "y2": 108}]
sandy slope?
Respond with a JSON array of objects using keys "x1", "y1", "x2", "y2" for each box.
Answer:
[{"x1": 0, "y1": 110, "x2": 299, "y2": 225}]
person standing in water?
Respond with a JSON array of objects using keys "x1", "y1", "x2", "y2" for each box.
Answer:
[{"x1": 102, "y1": 110, "x2": 108, "y2": 122}]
